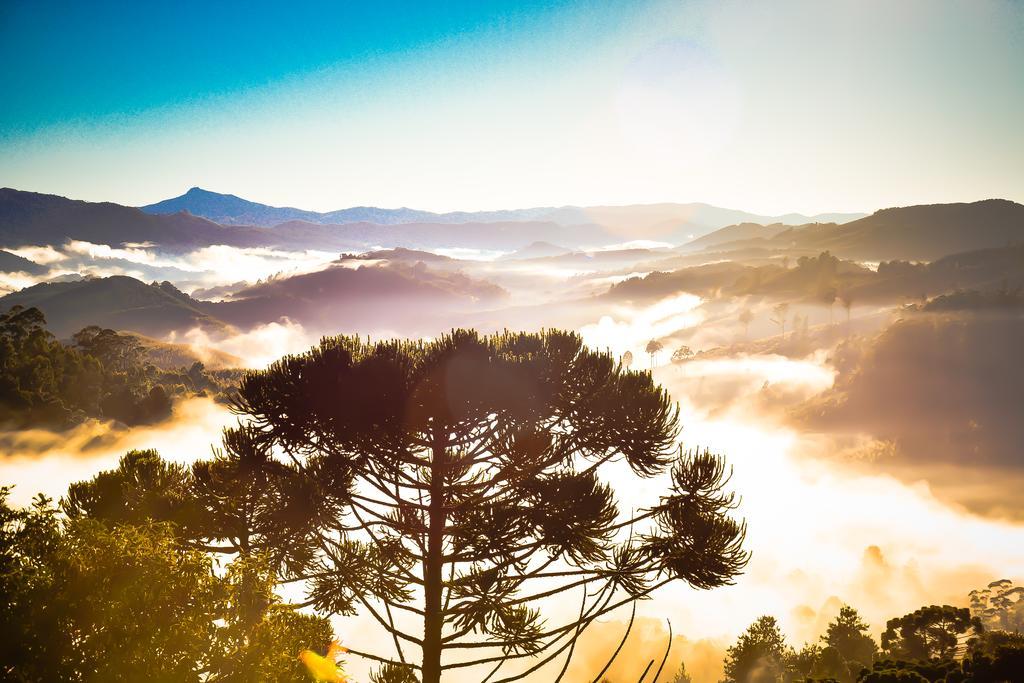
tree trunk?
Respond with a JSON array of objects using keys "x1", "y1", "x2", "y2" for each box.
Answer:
[{"x1": 422, "y1": 437, "x2": 447, "y2": 683}]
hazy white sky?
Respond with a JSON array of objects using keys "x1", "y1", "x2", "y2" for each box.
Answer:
[{"x1": 1, "y1": 0, "x2": 1022, "y2": 215}]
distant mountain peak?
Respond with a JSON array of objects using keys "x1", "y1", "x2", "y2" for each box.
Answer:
[
  {"x1": 140, "y1": 188, "x2": 317, "y2": 226},
  {"x1": 181, "y1": 187, "x2": 251, "y2": 202},
  {"x1": 184, "y1": 186, "x2": 223, "y2": 198}
]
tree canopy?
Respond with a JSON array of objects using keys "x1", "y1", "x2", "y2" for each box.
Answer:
[
  {"x1": 230, "y1": 328, "x2": 748, "y2": 682},
  {"x1": 970, "y1": 579, "x2": 1024, "y2": 634},
  {"x1": 0, "y1": 306, "x2": 239, "y2": 428},
  {"x1": 881, "y1": 605, "x2": 981, "y2": 662},
  {"x1": 820, "y1": 605, "x2": 878, "y2": 679},
  {"x1": 670, "y1": 346, "x2": 694, "y2": 364},
  {"x1": 0, "y1": 485, "x2": 331, "y2": 682},
  {"x1": 721, "y1": 615, "x2": 793, "y2": 683}
]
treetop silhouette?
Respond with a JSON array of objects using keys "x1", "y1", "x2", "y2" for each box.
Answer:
[
  {"x1": 230, "y1": 329, "x2": 748, "y2": 682},
  {"x1": 881, "y1": 605, "x2": 981, "y2": 662}
]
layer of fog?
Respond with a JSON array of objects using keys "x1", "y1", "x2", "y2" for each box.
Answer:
[
  {"x1": 0, "y1": 397, "x2": 237, "y2": 507},
  {"x1": 3, "y1": 240, "x2": 342, "y2": 296},
  {"x1": 322, "y1": 324, "x2": 1024, "y2": 682},
  {"x1": 1, "y1": 240, "x2": 678, "y2": 333},
  {"x1": 795, "y1": 309, "x2": 1024, "y2": 520},
  {"x1": 567, "y1": 298, "x2": 1024, "y2": 681}
]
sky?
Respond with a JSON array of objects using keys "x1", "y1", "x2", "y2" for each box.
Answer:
[{"x1": 1, "y1": 0, "x2": 1022, "y2": 215}]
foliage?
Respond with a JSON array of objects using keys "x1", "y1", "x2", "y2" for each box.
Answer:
[
  {"x1": 668, "y1": 661, "x2": 693, "y2": 683},
  {"x1": 965, "y1": 628, "x2": 1024, "y2": 659},
  {"x1": 1, "y1": 486, "x2": 221, "y2": 681},
  {"x1": 207, "y1": 554, "x2": 334, "y2": 682},
  {"x1": 715, "y1": 600, "x2": 1024, "y2": 683},
  {"x1": 230, "y1": 329, "x2": 749, "y2": 682},
  {"x1": 960, "y1": 642, "x2": 1024, "y2": 682},
  {"x1": 671, "y1": 346, "x2": 694, "y2": 363},
  {"x1": 613, "y1": 241, "x2": 1024, "y2": 310},
  {"x1": 858, "y1": 668, "x2": 929, "y2": 683},
  {"x1": 0, "y1": 307, "x2": 240, "y2": 428},
  {"x1": 792, "y1": 641, "x2": 872, "y2": 683},
  {"x1": 858, "y1": 657, "x2": 958, "y2": 682},
  {"x1": 1, "y1": 483, "x2": 332, "y2": 682},
  {"x1": 0, "y1": 487, "x2": 62, "y2": 680},
  {"x1": 821, "y1": 605, "x2": 878, "y2": 677},
  {"x1": 881, "y1": 605, "x2": 981, "y2": 661},
  {"x1": 189, "y1": 426, "x2": 326, "y2": 574},
  {"x1": 969, "y1": 579, "x2": 1024, "y2": 633},
  {"x1": 0, "y1": 305, "x2": 103, "y2": 425},
  {"x1": 921, "y1": 286, "x2": 1024, "y2": 312},
  {"x1": 721, "y1": 615, "x2": 794, "y2": 683},
  {"x1": 62, "y1": 449, "x2": 196, "y2": 527},
  {"x1": 789, "y1": 643, "x2": 824, "y2": 680},
  {"x1": 370, "y1": 662, "x2": 421, "y2": 683},
  {"x1": 72, "y1": 325, "x2": 146, "y2": 374},
  {"x1": 734, "y1": 251, "x2": 851, "y2": 303},
  {"x1": 647, "y1": 338, "x2": 664, "y2": 366},
  {"x1": 58, "y1": 438, "x2": 322, "y2": 578}
]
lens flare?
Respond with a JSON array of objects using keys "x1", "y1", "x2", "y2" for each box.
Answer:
[{"x1": 298, "y1": 640, "x2": 349, "y2": 682}]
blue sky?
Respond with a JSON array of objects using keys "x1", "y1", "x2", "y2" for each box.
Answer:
[
  {"x1": 1, "y1": 0, "x2": 1022, "y2": 214},
  {"x1": 1, "y1": 1, "x2": 585, "y2": 133}
]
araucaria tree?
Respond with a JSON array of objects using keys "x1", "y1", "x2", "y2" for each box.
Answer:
[
  {"x1": 721, "y1": 615, "x2": 793, "y2": 683},
  {"x1": 881, "y1": 605, "x2": 981, "y2": 661},
  {"x1": 231, "y1": 329, "x2": 748, "y2": 682},
  {"x1": 822, "y1": 605, "x2": 877, "y2": 671}
]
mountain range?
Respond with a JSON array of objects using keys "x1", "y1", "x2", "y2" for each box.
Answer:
[
  {"x1": 0, "y1": 188, "x2": 862, "y2": 256},
  {"x1": 141, "y1": 187, "x2": 865, "y2": 234},
  {"x1": 0, "y1": 188, "x2": 603, "y2": 253},
  {"x1": 2, "y1": 188, "x2": 1023, "y2": 342},
  {"x1": 2, "y1": 187, "x2": 1021, "y2": 271}
]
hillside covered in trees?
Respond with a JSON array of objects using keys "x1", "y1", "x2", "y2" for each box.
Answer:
[{"x1": 0, "y1": 306, "x2": 240, "y2": 428}]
